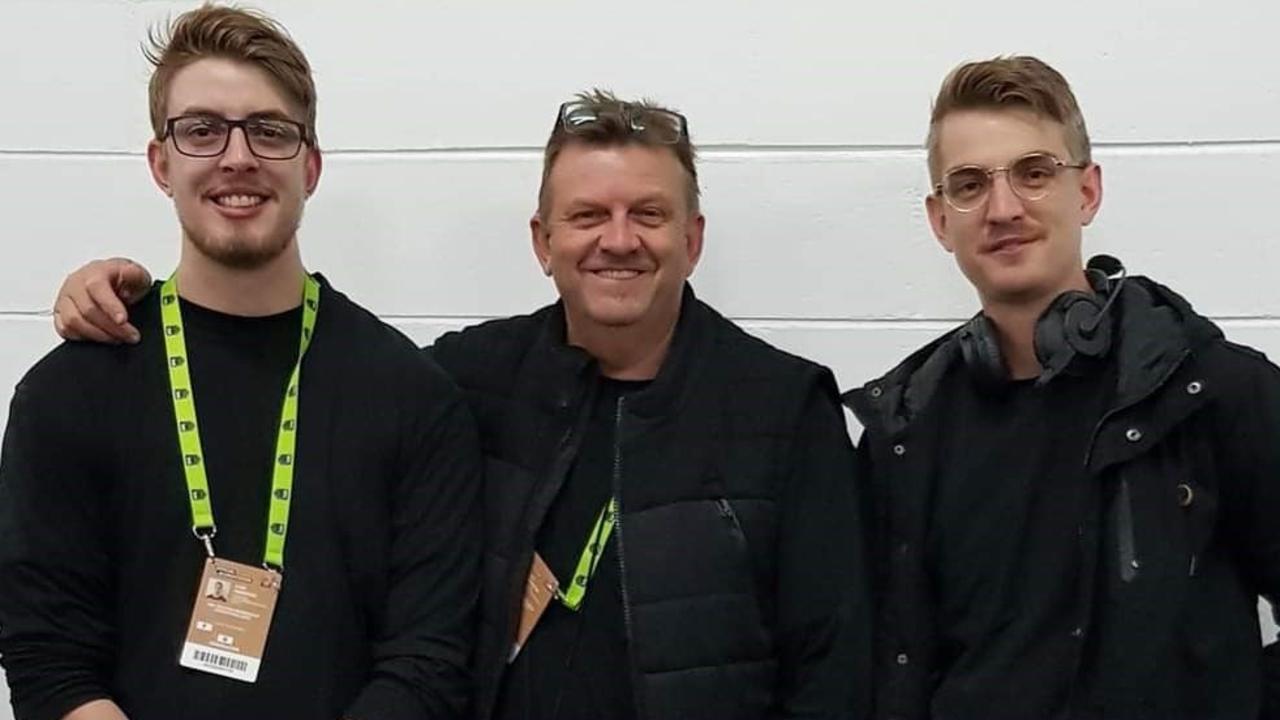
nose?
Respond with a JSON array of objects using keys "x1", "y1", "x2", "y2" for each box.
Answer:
[
  {"x1": 984, "y1": 170, "x2": 1024, "y2": 222},
  {"x1": 218, "y1": 126, "x2": 260, "y2": 172},
  {"x1": 598, "y1": 210, "x2": 642, "y2": 254}
]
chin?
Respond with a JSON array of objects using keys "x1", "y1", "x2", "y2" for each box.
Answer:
[
  {"x1": 979, "y1": 277, "x2": 1057, "y2": 305},
  {"x1": 191, "y1": 233, "x2": 293, "y2": 270}
]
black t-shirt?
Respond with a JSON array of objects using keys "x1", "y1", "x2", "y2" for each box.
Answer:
[
  {"x1": 498, "y1": 377, "x2": 648, "y2": 720},
  {"x1": 927, "y1": 366, "x2": 1113, "y2": 720}
]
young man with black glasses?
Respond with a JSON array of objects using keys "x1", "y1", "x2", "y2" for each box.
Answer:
[
  {"x1": 0, "y1": 7, "x2": 481, "y2": 720},
  {"x1": 45, "y1": 91, "x2": 874, "y2": 719},
  {"x1": 844, "y1": 55, "x2": 1280, "y2": 719}
]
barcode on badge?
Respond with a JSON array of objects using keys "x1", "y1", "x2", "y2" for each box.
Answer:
[{"x1": 193, "y1": 648, "x2": 248, "y2": 673}]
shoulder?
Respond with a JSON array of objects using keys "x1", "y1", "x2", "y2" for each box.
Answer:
[
  {"x1": 428, "y1": 306, "x2": 554, "y2": 388},
  {"x1": 842, "y1": 324, "x2": 961, "y2": 434},
  {"x1": 15, "y1": 289, "x2": 166, "y2": 408},
  {"x1": 697, "y1": 303, "x2": 841, "y2": 416},
  {"x1": 310, "y1": 280, "x2": 459, "y2": 399},
  {"x1": 1195, "y1": 337, "x2": 1280, "y2": 407}
]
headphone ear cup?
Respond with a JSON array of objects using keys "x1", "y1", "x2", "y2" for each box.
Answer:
[
  {"x1": 1063, "y1": 297, "x2": 1110, "y2": 358},
  {"x1": 1034, "y1": 293, "x2": 1073, "y2": 371},
  {"x1": 1035, "y1": 291, "x2": 1111, "y2": 383},
  {"x1": 957, "y1": 314, "x2": 1008, "y2": 390}
]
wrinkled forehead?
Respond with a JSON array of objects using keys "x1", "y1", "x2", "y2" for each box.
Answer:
[{"x1": 546, "y1": 141, "x2": 692, "y2": 205}]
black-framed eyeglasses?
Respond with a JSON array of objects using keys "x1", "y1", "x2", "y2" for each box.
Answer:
[
  {"x1": 162, "y1": 114, "x2": 310, "y2": 160},
  {"x1": 557, "y1": 101, "x2": 688, "y2": 144},
  {"x1": 935, "y1": 152, "x2": 1089, "y2": 212}
]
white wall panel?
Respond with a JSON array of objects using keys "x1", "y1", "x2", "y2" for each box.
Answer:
[
  {"x1": 4, "y1": 1, "x2": 1278, "y2": 152},
  {"x1": 4, "y1": 146, "x2": 1278, "y2": 319}
]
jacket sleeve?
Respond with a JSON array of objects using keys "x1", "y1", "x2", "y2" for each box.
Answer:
[
  {"x1": 343, "y1": 361, "x2": 483, "y2": 720},
  {"x1": 1215, "y1": 350, "x2": 1280, "y2": 598},
  {"x1": 0, "y1": 369, "x2": 118, "y2": 720},
  {"x1": 1211, "y1": 348, "x2": 1280, "y2": 719},
  {"x1": 772, "y1": 373, "x2": 875, "y2": 720}
]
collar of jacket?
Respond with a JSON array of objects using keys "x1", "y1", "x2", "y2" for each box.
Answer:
[
  {"x1": 525, "y1": 282, "x2": 717, "y2": 421},
  {"x1": 843, "y1": 276, "x2": 1224, "y2": 446}
]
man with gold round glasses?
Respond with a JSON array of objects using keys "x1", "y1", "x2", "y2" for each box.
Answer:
[{"x1": 845, "y1": 55, "x2": 1280, "y2": 719}]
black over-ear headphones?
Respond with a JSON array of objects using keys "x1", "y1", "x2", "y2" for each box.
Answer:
[{"x1": 957, "y1": 254, "x2": 1126, "y2": 389}]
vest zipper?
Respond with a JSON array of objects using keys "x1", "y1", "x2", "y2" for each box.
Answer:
[{"x1": 612, "y1": 396, "x2": 647, "y2": 720}]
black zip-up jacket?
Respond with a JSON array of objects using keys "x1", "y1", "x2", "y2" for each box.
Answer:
[
  {"x1": 844, "y1": 277, "x2": 1280, "y2": 720},
  {"x1": 429, "y1": 285, "x2": 874, "y2": 720}
]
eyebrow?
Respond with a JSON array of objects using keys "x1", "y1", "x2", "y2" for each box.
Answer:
[
  {"x1": 945, "y1": 149, "x2": 1062, "y2": 173},
  {"x1": 173, "y1": 107, "x2": 301, "y2": 123},
  {"x1": 630, "y1": 193, "x2": 673, "y2": 206}
]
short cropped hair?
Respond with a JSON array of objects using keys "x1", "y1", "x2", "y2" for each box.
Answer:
[
  {"x1": 538, "y1": 89, "x2": 700, "y2": 218},
  {"x1": 926, "y1": 55, "x2": 1090, "y2": 182},
  {"x1": 145, "y1": 3, "x2": 317, "y2": 144}
]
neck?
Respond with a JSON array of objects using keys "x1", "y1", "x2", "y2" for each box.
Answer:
[
  {"x1": 981, "y1": 272, "x2": 1092, "y2": 381},
  {"x1": 567, "y1": 306, "x2": 681, "y2": 382},
  {"x1": 176, "y1": 240, "x2": 306, "y2": 316}
]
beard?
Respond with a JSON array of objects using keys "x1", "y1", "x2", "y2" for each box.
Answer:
[{"x1": 182, "y1": 207, "x2": 304, "y2": 270}]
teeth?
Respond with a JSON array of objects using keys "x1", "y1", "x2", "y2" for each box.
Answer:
[
  {"x1": 213, "y1": 194, "x2": 265, "y2": 208},
  {"x1": 594, "y1": 269, "x2": 641, "y2": 279}
]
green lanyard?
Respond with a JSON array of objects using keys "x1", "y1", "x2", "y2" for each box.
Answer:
[
  {"x1": 161, "y1": 274, "x2": 320, "y2": 570},
  {"x1": 556, "y1": 498, "x2": 618, "y2": 611}
]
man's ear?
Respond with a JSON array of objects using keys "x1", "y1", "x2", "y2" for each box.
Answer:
[
  {"x1": 1079, "y1": 162, "x2": 1103, "y2": 227},
  {"x1": 147, "y1": 139, "x2": 173, "y2": 197},
  {"x1": 684, "y1": 213, "x2": 706, "y2": 276},
  {"x1": 304, "y1": 146, "x2": 322, "y2": 197},
  {"x1": 530, "y1": 212, "x2": 552, "y2": 276},
  {"x1": 926, "y1": 193, "x2": 955, "y2": 253}
]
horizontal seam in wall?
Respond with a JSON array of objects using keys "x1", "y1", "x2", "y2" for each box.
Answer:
[{"x1": 2, "y1": 138, "x2": 1279, "y2": 160}]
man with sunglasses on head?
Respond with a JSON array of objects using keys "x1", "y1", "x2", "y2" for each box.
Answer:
[
  {"x1": 45, "y1": 91, "x2": 873, "y2": 719},
  {"x1": 0, "y1": 6, "x2": 480, "y2": 720},
  {"x1": 843, "y1": 55, "x2": 1280, "y2": 719}
]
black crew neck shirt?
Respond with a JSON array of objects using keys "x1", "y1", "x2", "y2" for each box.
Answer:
[
  {"x1": 0, "y1": 284, "x2": 482, "y2": 720},
  {"x1": 928, "y1": 368, "x2": 1112, "y2": 720}
]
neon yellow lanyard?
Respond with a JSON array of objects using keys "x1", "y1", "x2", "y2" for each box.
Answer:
[
  {"x1": 556, "y1": 498, "x2": 619, "y2": 611},
  {"x1": 161, "y1": 274, "x2": 320, "y2": 570}
]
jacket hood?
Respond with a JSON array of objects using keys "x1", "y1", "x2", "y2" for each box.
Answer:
[{"x1": 843, "y1": 276, "x2": 1224, "y2": 437}]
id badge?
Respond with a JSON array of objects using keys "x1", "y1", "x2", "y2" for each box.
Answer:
[
  {"x1": 179, "y1": 557, "x2": 282, "y2": 683},
  {"x1": 508, "y1": 552, "x2": 559, "y2": 662}
]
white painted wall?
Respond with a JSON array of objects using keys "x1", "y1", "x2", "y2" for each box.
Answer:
[{"x1": 2, "y1": 0, "x2": 1278, "y2": 714}]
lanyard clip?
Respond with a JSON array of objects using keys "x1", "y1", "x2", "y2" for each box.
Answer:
[{"x1": 193, "y1": 526, "x2": 218, "y2": 558}]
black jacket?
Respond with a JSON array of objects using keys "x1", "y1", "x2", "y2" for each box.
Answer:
[
  {"x1": 844, "y1": 277, "x2": 1280, "y2": 720},
  {"x1": 430, "y1": 285, "x2": 874, "y2": 720}
]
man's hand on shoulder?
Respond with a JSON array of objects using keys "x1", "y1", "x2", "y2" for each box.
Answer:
[{"x1": 52, "y1": 258, "x2": 152, "y2": 344}]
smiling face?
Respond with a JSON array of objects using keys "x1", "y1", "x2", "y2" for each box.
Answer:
[
  {"x1": 147, "y1": 57, "x2": 321, "y2": 269},
  {"x1": 532, "y1": 142, "x2": 704, "y2": 344},
  {"x1": 926, "y1": 108, "x2": 1102, "y2": 308}
]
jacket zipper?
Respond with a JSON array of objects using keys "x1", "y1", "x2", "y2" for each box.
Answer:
[
  {"x1": 498, "y1": 392, "x2": 590, "y2": 705},
  {"x1": 1115, "y1": 477, "x2": 1139, "y2": 583},
  {"x1": 1083, "y1": 349, "x2": 1189, "y2": 586},
  {"x1": 716, "y1": 498, "x2": 745, "y2": 540},
  {"x1": 612, "y1": 396, "x2": 647, "y2": 720}
]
